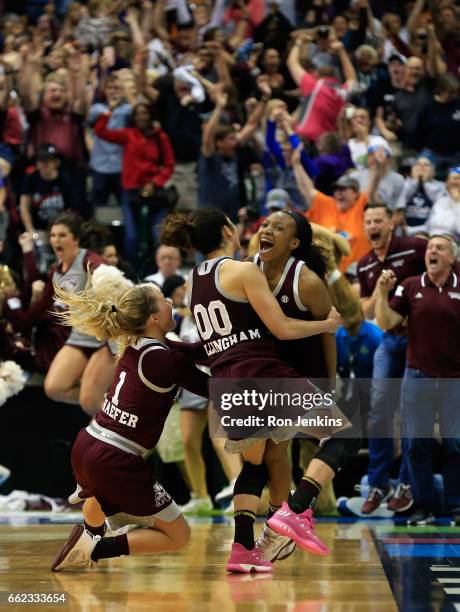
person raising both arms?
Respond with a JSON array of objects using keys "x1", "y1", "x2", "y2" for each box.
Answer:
[
  {"x1": 50, "y1": 279, "x2": 210, "y2": 571},
  {"x1": 161, "y1": 208, "x2": 344, "y2": 574}
]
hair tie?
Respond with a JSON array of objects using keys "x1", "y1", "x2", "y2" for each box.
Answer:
[{"x1": 111, "y1": 304, "x2": 117, "y2": 313}]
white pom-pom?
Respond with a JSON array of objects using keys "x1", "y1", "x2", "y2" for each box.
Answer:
[
  {"x1": 0, "y1": 379, "x2": 9, "y2": 407},
  {"x1": 0, "y1": 361, "x2": 26, "y2": 396},
  {"x1": 92, "y1": 265, "x2": 133, "y2": 292}
]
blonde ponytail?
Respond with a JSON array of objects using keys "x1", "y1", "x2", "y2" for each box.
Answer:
[{"x1": 53, "y1": 267, "x2": 161, "y2": 358}]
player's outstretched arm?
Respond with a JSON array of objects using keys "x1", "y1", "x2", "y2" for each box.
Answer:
[{"x1": 240, "y1": 263, "x2": 342, "y2": 340}]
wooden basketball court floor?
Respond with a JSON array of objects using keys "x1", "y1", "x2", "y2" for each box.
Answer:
[{"x1": 1, "y1": 514, "x2": 460, "y2": 611}]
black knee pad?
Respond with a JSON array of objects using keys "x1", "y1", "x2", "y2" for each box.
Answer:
[
  {"x1": 234, "y1": 461, "x2": 267, "y2": 497},
  {"x1": 315, "y1": 437, "x2": 362, "y2": 475}
]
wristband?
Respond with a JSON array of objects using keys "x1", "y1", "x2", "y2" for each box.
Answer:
[{"x1": 327, "y1": 269, "x2": 342, "y2": 286}]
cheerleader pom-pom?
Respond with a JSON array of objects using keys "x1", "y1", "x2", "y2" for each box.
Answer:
[
  {"x1": 0, "y1": 379, "x2": 9, "y2": 407},
  {"x1": 0, "y1": 360, "x2": 26, "y2": 398},
  {"x1": 92, "y1": 264, "x2": 133, "y2": 295}
]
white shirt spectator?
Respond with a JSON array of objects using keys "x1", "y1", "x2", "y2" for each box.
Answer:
[
  {"x1": 427, "y1": 194, "x2": 460, "y2": 243},
  {"x1": 349, "y1": 168, "x2": 405, "y2": 210}
]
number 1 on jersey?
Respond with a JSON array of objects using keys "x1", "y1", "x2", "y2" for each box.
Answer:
[{"x1": 112, "y1": 370, "x2": 127, "y2": 405}]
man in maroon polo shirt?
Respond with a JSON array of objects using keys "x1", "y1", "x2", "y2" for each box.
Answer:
[
  {"x1": 375, "y1": 235, "x2": 460, "y2": 526},
  {"x1": 357, "y1": 203, "x2": 427, "y2": 515}
]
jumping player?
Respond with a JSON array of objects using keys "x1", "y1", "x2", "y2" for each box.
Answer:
[
  {"x1": 253, "y1": 210, "x2": 362, "y2": 561},
  {"x1": 161, "y1": 208, "x2": 343, "y2": 573},
  {"x1": 50, "y1": 279, "x2": 209, "y2": 571}
]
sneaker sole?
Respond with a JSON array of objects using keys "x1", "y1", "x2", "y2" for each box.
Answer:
[
  {"x1": 51, "y1": 524, "x2": 84, "y2": 572},
  {"x1": 272, "y1": 540, "x2": 296, "y2": 562},
  {"x1": 407, "y1": 519, "x2": 435, "y2": 526},
  {"x1": 268, "y1": 519, "x2": 329, "y2": 556},
  {"x1": 226, "y1": 563, "x2": 272, "y2": 574}
]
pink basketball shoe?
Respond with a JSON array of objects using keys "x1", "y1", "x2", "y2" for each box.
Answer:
[
  {"x1": 267, "y1": 501, "x2": 329, "y2": 556},
  {"x1": 226, "y1": 543, "x2": 273, "y2": 573}
]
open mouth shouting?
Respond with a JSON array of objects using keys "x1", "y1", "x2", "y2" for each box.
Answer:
[
  {"x1": 259, "y1": 237, "x2": 274, "y2": 254},
  {"x1": 369, "y1": 231, "x2": 381, "y2": 243}
]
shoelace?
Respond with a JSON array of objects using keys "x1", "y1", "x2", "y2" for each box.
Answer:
[
  {"x1": 294, "y1": 511, "x2": 314, "y2": 532},
  {"x1": 368, "y1": 487, "x2": 384, "y2": 501},
  {"x1": 394, "y1": 484, "x2": 411, "y2": 499},
  {"x1": 259, "y1": 531, "x2": 275, "y2": 546},
  {"x1": 253, "y1": 547, "x2": 266, "y2": 562}
]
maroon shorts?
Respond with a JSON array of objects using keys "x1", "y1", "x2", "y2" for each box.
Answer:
[
  {"x1": 212, "y1": 354, "x2": 300, "y2": 379},
  {"x1": 71, "y1": 429, "x2": 174, "y2": 520}
]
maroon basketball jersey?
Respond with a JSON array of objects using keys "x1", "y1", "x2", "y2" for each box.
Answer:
[
  {"x1": 95, "y1": 338, "x2": 209, "y2": 448},
  {"x1": 189, "y1": 256, "x2": 275, "y2": 369},
  {"x1": 254, "y1": 254, "x2": 328, "y2": 378}
]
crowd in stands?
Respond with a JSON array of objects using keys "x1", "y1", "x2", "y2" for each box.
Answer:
[{"x1": 0, "y1": 0, "x2": 459, "y2": 522}]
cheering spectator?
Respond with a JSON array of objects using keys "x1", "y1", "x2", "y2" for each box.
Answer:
[
  {"x1": 396, "y1": 156, "x2": 447, "y2": 237},
  {"x1": 357, "y1": 202, "x2": 427, "y2": 515},
  {"x1": 88, "y1": 75, "x2": 132, "y2": 208},
  {"x1": 253, "y1": 1, "x2": 293, "y2": 53},
  {"x1": 94, "y1": 103, "x2": 175, "y2": 263},
  {"x1": 376, "y1": 236, "x2": 460, "y2": 526},
  {"x1": 287, "y1": 34, "x2": 357, "y2": 143},
  {"x1": 392, "y1": 56, "x2": 434, "y2": 151},
  {"x1": 427, "y1": 167, "x2": 460, "y2": 243},
  {"x1": 347, "y1": 107, "x2": 390, "y2": 169},
  {"x1": 292, "y1": 146, "x2": 385, "y2": 273},
  {"x1": 151, "y1": 68, "x2": 205, "y2": 212},
  {"x1": 349, "y1": 143, "x2": 405, "y2": 213},
  {"x1": 414, "y1": 73, "x2": 460, "y2": 176},
  {"x1": 18, "y1": 43, "x2": 90, "y2": 216},
  {"x1": 19, "y1": 144, "x2": 75, "y2": 233},
  {"x1": 381, "y1": 11, "x2": 411, "y2": 61},
  {"x1": 198, "y1": 81, "x2": 268, "y2": 220}
]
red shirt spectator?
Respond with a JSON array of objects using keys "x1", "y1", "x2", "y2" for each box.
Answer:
[
  {"x1": 296, "y1": 73, "x2": 354, "y2": 142},
  {"x1": 287, "y1": 37, "x2": 357, "y2": 142},
  {"x1": 94, "y1": 112, "x2": 175, "y2": 190}
]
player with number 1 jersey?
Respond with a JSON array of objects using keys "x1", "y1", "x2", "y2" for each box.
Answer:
[{"x1": 50, "y1": 281, "x2": 208, "y2": 573}]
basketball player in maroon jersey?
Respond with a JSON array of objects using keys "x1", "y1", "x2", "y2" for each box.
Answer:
[
  {"x1": 253, "y1": 210, "x2": 362, "y2": 562},
  {"x1": 161, "y1": 208, "x2": 343, "y2": 573},
  {"x1": 50, "y1": 280, "x2": 209, "y2": 572}
]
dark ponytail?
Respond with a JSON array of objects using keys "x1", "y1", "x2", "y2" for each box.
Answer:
[
  {"x1": 161, "y1": 208, "x2": 231, "y2": 256},
  {"x1": 282, "y1": 211, "x2": 328, "y2": 280}
]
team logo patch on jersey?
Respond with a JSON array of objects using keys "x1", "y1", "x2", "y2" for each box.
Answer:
[
  {"x1": 153, "y1": 482, "x2": 171, "y2": 506},
  {"x1": 394, "y1": 285, "x2": 404, "y2": 297},
  {"x1": 368, "y1": 272, "x2": 374, "y2": 279},
  {"x1": 415, "y1": 292, "x2": 423, "y2": 299},
  {"x1": 391, "y1": 259, "x2": 404, "y2": 268},
  {"x1": 448, "y1": 292, "x2": 460, "y2": 300},
  {"x1": 281, "y1": 295, "x2": 289, "y2": 303}
]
